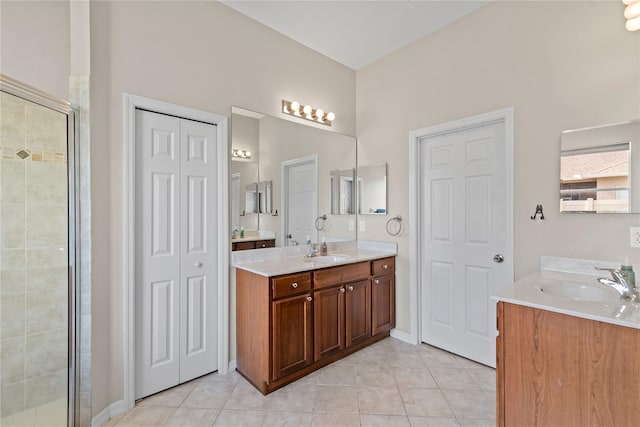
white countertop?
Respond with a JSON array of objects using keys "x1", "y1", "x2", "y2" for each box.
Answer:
[
  {"x1": 232, "y1": 240, "x2": 397, "y2": 277},
  {"x1": 231, "y1": 236, "x2": 274, "y2": 243},
  {"x1": 493, "y1": 269, "x2": 640, "y2": 329},
  {"x1": 231, "y1": 230, "x2": 276, "y2": 244}
]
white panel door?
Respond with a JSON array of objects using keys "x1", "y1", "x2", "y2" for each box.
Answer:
[
  {"x1": 135, "y1": 110, "x2": 218, "y2": 399},
  {"x1": 135, "y1": 110, "x2": 181, "y2": 399},
  {"x1": 420, "y1": 121, "x2": 508, "y2": 367},
  {"x1": 285, "y1": 160, "x2": 317, "y2": 245},
  {"x1": 179, "y1": 119, "x2": 218, "y2": 382}
]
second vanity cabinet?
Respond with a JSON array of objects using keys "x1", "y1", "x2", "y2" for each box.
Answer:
[
  {"x1": 496, "y1": 301, "x2": 640, "y2": 426},
  {"x1": 236, "y1": 257, "x2": 395, "y2": 394}
]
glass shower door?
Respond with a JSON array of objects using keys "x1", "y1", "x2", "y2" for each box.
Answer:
[{"x1": 1, "y1": 90, "x2": 70, "y2": 426}]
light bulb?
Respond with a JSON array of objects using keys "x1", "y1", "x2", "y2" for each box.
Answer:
[
  {"x1": 290, "y1": 101, "x2": 300, "y2": 113},
  {"x1": 326, "y1": 112, "x2": 335, "y2": 121},
  {"x1": 303, "y1": 105, "x2": 312, "y2": 115},
  {"x1": 245, "y1": 151, "x2": 251, "y2": 158},
  {"x1": 625, "y1": 2, "x2": 640, "y2": 19},
  {"x1": 623, "y1": 0, "x2": 637, "y2": 6},
  {"x1": 315, "y1": 109, "x2": 324, "y2": 121},
  {"x1": 627, "y1": 15, "x2": 640, "y2": 31}
]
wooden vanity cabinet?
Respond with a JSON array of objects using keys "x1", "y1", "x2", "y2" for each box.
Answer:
[
  {"x1": 236, "y1": 257, "x2": 395, "y2": 394},
  {"x1": 313, "y1": 285, "x2": 345, "y2": 360},
  {"x1": 232, "y1": 238, "x2": 275, "y2": 251},
  {"x1": 496, "y1": 301, "x2": 640, "y2": 426},
  {"x1": 371, "y1": 257, "x2": 395, "y2": 335},
  {"x1": 272, "y1": 292, "x2": 313, "y2": 381},
  {"x1": 313, "y1": 261, "x2": 372, "y2": 361}
]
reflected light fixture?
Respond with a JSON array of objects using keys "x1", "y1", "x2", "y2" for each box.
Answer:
[
  {"x1": 282, "y1": 99, "x2": 335, "y2": 126},
  {"x1": 232, "y1": 148, "x2": 251, "y2": 159},
  {"x1": 623, "y1": 0, "x2": 640, "y2": 31}
]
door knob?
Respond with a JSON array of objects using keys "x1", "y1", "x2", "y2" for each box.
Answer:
[
  {"x1": 493, "y1": 254, "x2": 504, "y2": 263},
  {"x1": 194, "y1": 262, "x2": 203, "y2": 268}
]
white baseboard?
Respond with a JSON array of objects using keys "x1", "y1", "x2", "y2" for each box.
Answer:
[
  {"x1": 228, "y1": 360, "x2": 237, "y2": 372},
  {"x1": 390, "y1": 328, "x2": 418, "y2": 345},
  {"x1": 91, "y1": 400, "x2": 128, "y2": 427}
]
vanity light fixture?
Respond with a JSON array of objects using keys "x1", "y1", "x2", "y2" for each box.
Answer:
[
  {"x1": 232, "y1": 148, "x2": 251, "y2": 159},
  {"x1": 282, "y1": 99, "x2": 335, "y2": 126},
  {"x1": 623, "y1": 0, "x2": 640, "y2": 31}
]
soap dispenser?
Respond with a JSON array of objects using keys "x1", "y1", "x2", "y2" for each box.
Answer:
[
  {"x1": 621, "y1": 259, "x2": 636, "y2": 289},
  {"x1": 320, "y1": 237, "x2": 328, "y2": 256}
]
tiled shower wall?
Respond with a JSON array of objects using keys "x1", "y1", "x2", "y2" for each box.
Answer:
[{"x1": 0, "y1": 91, "x2": 69, "y2": 417}]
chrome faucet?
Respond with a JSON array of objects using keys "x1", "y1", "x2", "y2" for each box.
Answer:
[
  {"x1": 596, "y1": 267, "x2": 639, "y2": 302},
  {"x1": 305, "y1": 243, "x2": 320, "y2": 258}
]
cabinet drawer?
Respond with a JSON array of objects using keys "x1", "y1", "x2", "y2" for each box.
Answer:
[
  {"x1": 314, "y1": 262, "x2": 370, "y2": 289},
  {"x1": 256, "y1": 239, "x2": 275, "y2": 249},
  {"x1": 372, "y1": 257, "x2": 395, "y2": 276},
  {"x1": 233, "y1": 241, "x2": 256, "y2": 251},
  {"x1": 272, "y1": 273, "x2": 312, "y2": 299}
]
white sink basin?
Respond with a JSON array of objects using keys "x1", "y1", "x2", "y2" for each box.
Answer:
[{"x1": 536, "y1": 281, "x2": 620, "y2": 303}]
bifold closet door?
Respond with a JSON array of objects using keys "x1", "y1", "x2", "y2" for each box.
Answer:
[{"x1": 135, "y1": 109, "x2": 218, "y2": 399}]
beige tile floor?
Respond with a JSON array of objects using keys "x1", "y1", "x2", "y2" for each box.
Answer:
[{"x1": 104, "y1": 338, "x2": 496, "y2": 427}]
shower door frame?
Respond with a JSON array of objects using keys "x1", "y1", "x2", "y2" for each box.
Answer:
[{"x1": 0, "y1": 74, "x2": 81, "y2": 427}]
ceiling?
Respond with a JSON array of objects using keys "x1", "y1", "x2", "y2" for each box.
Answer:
[{"x1": 222, "y1": 0, "x2": 489, "y2": 70}]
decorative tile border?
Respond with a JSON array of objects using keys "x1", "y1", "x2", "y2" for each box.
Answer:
[{"x1": 0, "y1": 146, "x2": 67, "y2": 163}]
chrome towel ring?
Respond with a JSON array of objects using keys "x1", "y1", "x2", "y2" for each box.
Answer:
[
  {"x1": 386, "y1": 215, "x2": 402, "y2": 236},
  {"x1": 315, "y1": 214, "x2": 328, "y2": 231}
]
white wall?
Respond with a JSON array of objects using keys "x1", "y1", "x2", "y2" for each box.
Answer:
[
  {"x1": 89, "y1": 0, "x2": 355, "y2": 415},
  {"x1": 356, "y1": 1, "x2": 640, "y2": 336},
  {"x1": 0, "y1": 0, "x2": 70, "y2": 99}
]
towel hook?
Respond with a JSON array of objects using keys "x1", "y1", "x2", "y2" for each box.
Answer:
[{"x1": 530, "y1": 204, "x2": 544, "y2": 221}]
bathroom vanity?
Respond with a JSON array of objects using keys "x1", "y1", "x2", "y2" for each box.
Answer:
[
  {"x1": 494, "y1": 259, "x2": 640, "y2": 426},
  {"x1": 233, "y1": 245, "x2": 396, "y2": 394}
]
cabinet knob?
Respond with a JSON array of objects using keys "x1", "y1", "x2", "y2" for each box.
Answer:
[
  {"x1": 291, "y1": 282, "x2": 298, "y2": 288},
  {"x1": 306, "y1": 296, "x2": 313, "y2": 302},
  {"x1": 383, "y1": 264, "x2": 388, "y2": 269},
  {"x1": 340, "y1": 287, "x2": 346, "y2": 293},
  {"x1": 374, "y1": 279, "x2": 380, "y2": 284},
  {"x1": 347, "y1": 285, "x2": 354, "y2": 291},
  {"x1": 194, "y1": 262, "x2": 203, "y2": 268},
  {"x1": 261, "y1": 243, "x2": 266, "y2": 247}
]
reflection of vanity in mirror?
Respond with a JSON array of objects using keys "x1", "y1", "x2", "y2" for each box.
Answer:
[
  {"x1": 230, "y1": 110, "x2": 275, "y2": 250},
  {"x1": 560, "y1": 119, "x2": 640, "y2": 213},
  {"x1": 231, "y1": 106, "x2": 357, "y2": 248}
]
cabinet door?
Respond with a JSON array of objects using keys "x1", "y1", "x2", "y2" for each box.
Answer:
[
  {"x1": 272, "y1": 293, "x2": 313, "y2": 381},
  {"x1": 314, "y1": 286, "x2": 345, "y2": 361},
  {"x1": 372, "y1": 274, "x2": 395, "y2": 336},
  {"x1": 345, "y1": 279, "x2": 371, "y2": 347}
]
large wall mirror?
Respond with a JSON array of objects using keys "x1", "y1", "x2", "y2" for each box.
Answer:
[
  {"x1": 231, "y1": 107, "x2": 357, "y2": 246},
  {"x1": 560, "y1": 119, "x2": 640, "y2": 213}
]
